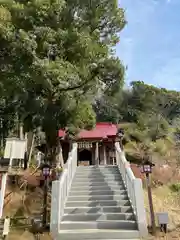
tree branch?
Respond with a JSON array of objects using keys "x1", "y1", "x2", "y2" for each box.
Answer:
[{"x1": 59, "y1": 69, "x2": 99, "y2": 92}]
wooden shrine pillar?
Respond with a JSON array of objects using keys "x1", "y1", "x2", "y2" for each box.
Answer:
[
  {"x1": 103, "y1": 145, "x2": 107, "y2": 165},
  {"x1": 95, "y1": 142, "x2": 99, "y2": 165}
]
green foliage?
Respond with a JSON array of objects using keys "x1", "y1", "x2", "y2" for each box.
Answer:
[
  {"x1": 0, "y1": 148, "x2": 4, "y2": 157},
  {"x1": 128, "y1": 81, "x2": 180, "y2": 121},
  {"x1": 72, "y1": 101, "x2": 96, "y2": 130},
  {"x1": 169, "y1": 183, "x2": 180, "y2": 192},
  {"x1": 2, "y1": 0, "x2": 180, "y2": 164},
  {"x1": 94, "y1": 80, "x2": 179, "y2": 151},
  {"x1": 136, "y1": 112, "x2": 170, "y2": 141},
  {"x1": 154, "y1": 139, "x2": 168, "y2": 156},
  {"x1": 94, "y1": 96, "x2": 122, "y2": 123},
  {"x1": 0, "y1": 0, "x2": 126, "y2": 162}
]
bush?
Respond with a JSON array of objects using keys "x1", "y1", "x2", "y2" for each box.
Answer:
[
  {"x1": 126, "y1": 153, "x2": 141, "y2": 164},
  {"x1": 0, "y1": 148, "x2": 4, "y2": 157},
  {"x1": 169, "y1": 183, "x2": 180, "y2": 192},
  {"x1": 154, "y1": 139, "x2": 167, "y2": 155}
]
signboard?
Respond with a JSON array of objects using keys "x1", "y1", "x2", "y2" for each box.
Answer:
[
  {"x1": 3, "y1": 217, "x2": 10, "y2": 236},
  {"x1": 4, "y1": 138, "x2": 26, "y2": 159},
  {"x1": 78, "y1": 161, "x2": 90, "y2": 166},
  {"x1": 157, "y1": 212, "x2": 169, "y2": 225},
  {"x1": 78, "y1": 142, "x2": 92, "y2": 149}
]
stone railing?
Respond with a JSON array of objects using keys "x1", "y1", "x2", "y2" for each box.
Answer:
[
  {"x1": 50, "y1": 143, "x2": 77, "y2": 238},
  {"x1": 115, "y1": 142, "x2": 148, "y2": 238}
]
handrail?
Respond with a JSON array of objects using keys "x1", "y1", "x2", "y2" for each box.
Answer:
[
  {"x1": 59, "y1": 144, "x2": 77, "y2": 218},
  {"x1": 51, "y1": 143, "x2": 77, "y2": 236},
  {"x1": 115, "y1": 142, "x2": 148, "y2": 238}
]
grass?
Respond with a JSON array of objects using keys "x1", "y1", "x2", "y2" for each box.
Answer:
[
  {"x1": 125, "y1": 138, "x2": 180, "y2": 239},
  {"x1": 7, "y1": 230, "x2": 52, "y2": 240},
  {"x1": 3, "y1": 188, "x2": 52, "y2": 239},
  {"x1": 144, "y1": 185, "x2": 180, "y2": 239}
]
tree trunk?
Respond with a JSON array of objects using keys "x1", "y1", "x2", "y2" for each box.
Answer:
[{"x1": 45, "y1": 130, "x2": 64, "y2": 168}]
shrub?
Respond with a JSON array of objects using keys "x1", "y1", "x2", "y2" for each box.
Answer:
[
  {"x1": 154, "y1": 139, "x2": 167, "y2": 155},
  {"x1": 169, "y1": 183, "x2": 180, "y2": 192},
  {"x1": 0, "y1": 148, "x2": 4, "y2": 157}
]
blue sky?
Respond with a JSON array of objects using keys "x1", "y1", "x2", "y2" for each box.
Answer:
[{"x1": 116, "y1": 0, "x2": 180, "y2": 90}]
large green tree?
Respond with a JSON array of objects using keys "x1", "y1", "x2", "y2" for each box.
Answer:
[{"x1": 0, "y1": 0, "x2": 126, "y2": 162}]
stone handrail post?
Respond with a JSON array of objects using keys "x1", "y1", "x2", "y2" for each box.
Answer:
[
  {"x1": 50, "y1": 143, "x2": 77, "y2": 239},
  {"x1": 115, "y1": 142, "x2": 148, "y2": 238}
]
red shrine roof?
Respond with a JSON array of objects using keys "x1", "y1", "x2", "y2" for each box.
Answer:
[{"x1": 58, "y1": 122, "x2": 118, "y2": 140}]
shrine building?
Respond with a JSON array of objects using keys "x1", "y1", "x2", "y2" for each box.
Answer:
[{"x1": 58, "y1": 122, "x2": 119, "y2": 166}]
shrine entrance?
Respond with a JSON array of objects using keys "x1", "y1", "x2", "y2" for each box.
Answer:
[
  {"x1": 78, "y1": 149, "x2": 92, "y2": 166},
  {"x1": 78, "y1": 142, "x2": 93, "y2": 166}
]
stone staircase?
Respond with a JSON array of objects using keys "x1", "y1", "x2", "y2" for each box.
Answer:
[
  {"x1": 59, "y1": 165, "x2": 140, "y2": 239},
  {"x1": 0, "y1": 219, "x2": 4, "y2": 238}
]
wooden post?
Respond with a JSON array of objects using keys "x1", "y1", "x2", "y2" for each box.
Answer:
[
  {"x1": 43, "y1": 177, "x2": 48, "y2": 227},
  {"x1": 146, "y1": 173, "x2": 156, "y2": 235},
  {"x1": 103, "y1": 145, "x2": 107, "y2": 165},
  {"x1": 95, "y1": 142, "x2": 99, "y2": 165}
]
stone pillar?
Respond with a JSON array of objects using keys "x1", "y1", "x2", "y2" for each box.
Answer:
[
  {"x1": 50, "y1": 180, "x2": 61, "y2": 239},
  {"x1": 133, "y1": 179, "x2": 148, "y2": 238},
  {"x1": 103, "y1": 145, "x2": 107, "y2": 165},
  {"x1": 95, "y1": 142, "x2": 99, "y2": 165}
]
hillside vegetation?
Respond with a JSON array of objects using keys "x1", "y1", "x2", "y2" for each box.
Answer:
[
  {"x1": 94, "y1": 81, "x2": 180, "y2": 167},
  {"x1": 1, "y1": 1, "x2": 180, "y2": 238},
  {"x1": 1, "y1": 1, "x2": 180, "y2": 168}
]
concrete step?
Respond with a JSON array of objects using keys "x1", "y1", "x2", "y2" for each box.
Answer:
[
  {"x1": 71, "y1": 185, "x2": 125, "y2": 191},
  {"x1": 60, "y1": 220, "x2": 137, "y2": 230},
  {"x1": 62, "y1": 213, "x2": 135, "y2": 221},
  {"x1": 77, "y1": 165, "x2": 118, "y2": 169},
  {"x1": 58, "y1": 229, "x2": 140, "y2": 239},
  {"x1": 69, "y1": 190, "x2": 127, "y2": 196},
  {"x1": 76, "y1": 170, "x2": 120, "y2": 175},
  {"x1": 0, "y1": 220, "x2": 4, "y2": 231},
  {"x1": 75, "y1": 172, "x2": 121, "y2": 176},
  {"x1": 77, "y1": 165, "x2": 118, "y2": 168},
  {"x1": 73, "y1": 178, "x2": 123, "y2": 184},
  {"x1": 76, "y1": 168, "x2": 120, "y2": 172},
  {"x1": 65, "y1": 200, "x2": 130, "y2": 208},
  {"x1": 76, "y1": 172, "x2": 120, "y2": 175},
  {"x1": 67, "y1": 195, "x2": 128, "y2": 201},
  {"x1": 76, "y1": 167, "x2": 119, "y2": 172},
  {"x1": 72, "y1": 181, "x2": 123, "y2": 187},
  {"x1": 73, "y1": 177, "x2": 122, "y2": 182},
  {"x1": 64, "y1": 206, "x2": 133, "y2": 214},
  {"x1": 75, "y1": 171, "x2": 120, "y2": 176},
  {"x1": 74, "y1": 176, "x2": 122, "y2": 181}
]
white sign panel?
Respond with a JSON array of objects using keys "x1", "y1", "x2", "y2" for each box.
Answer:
[
  {"x1": 78, "y1": 142, "x2": 92, "y2": 149},
  {"x1": 4, "y1": 138, "x2": 26, "y2": 159},
  {"x1": 157, "y1": 212, "x2": 169, "y2": 224},
  {"x1": 3, "y1": 217, "x2": 10, "y2": 236},
  {"x1": 4, "y1": 140, "x2": 11, "y2": 159}
]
